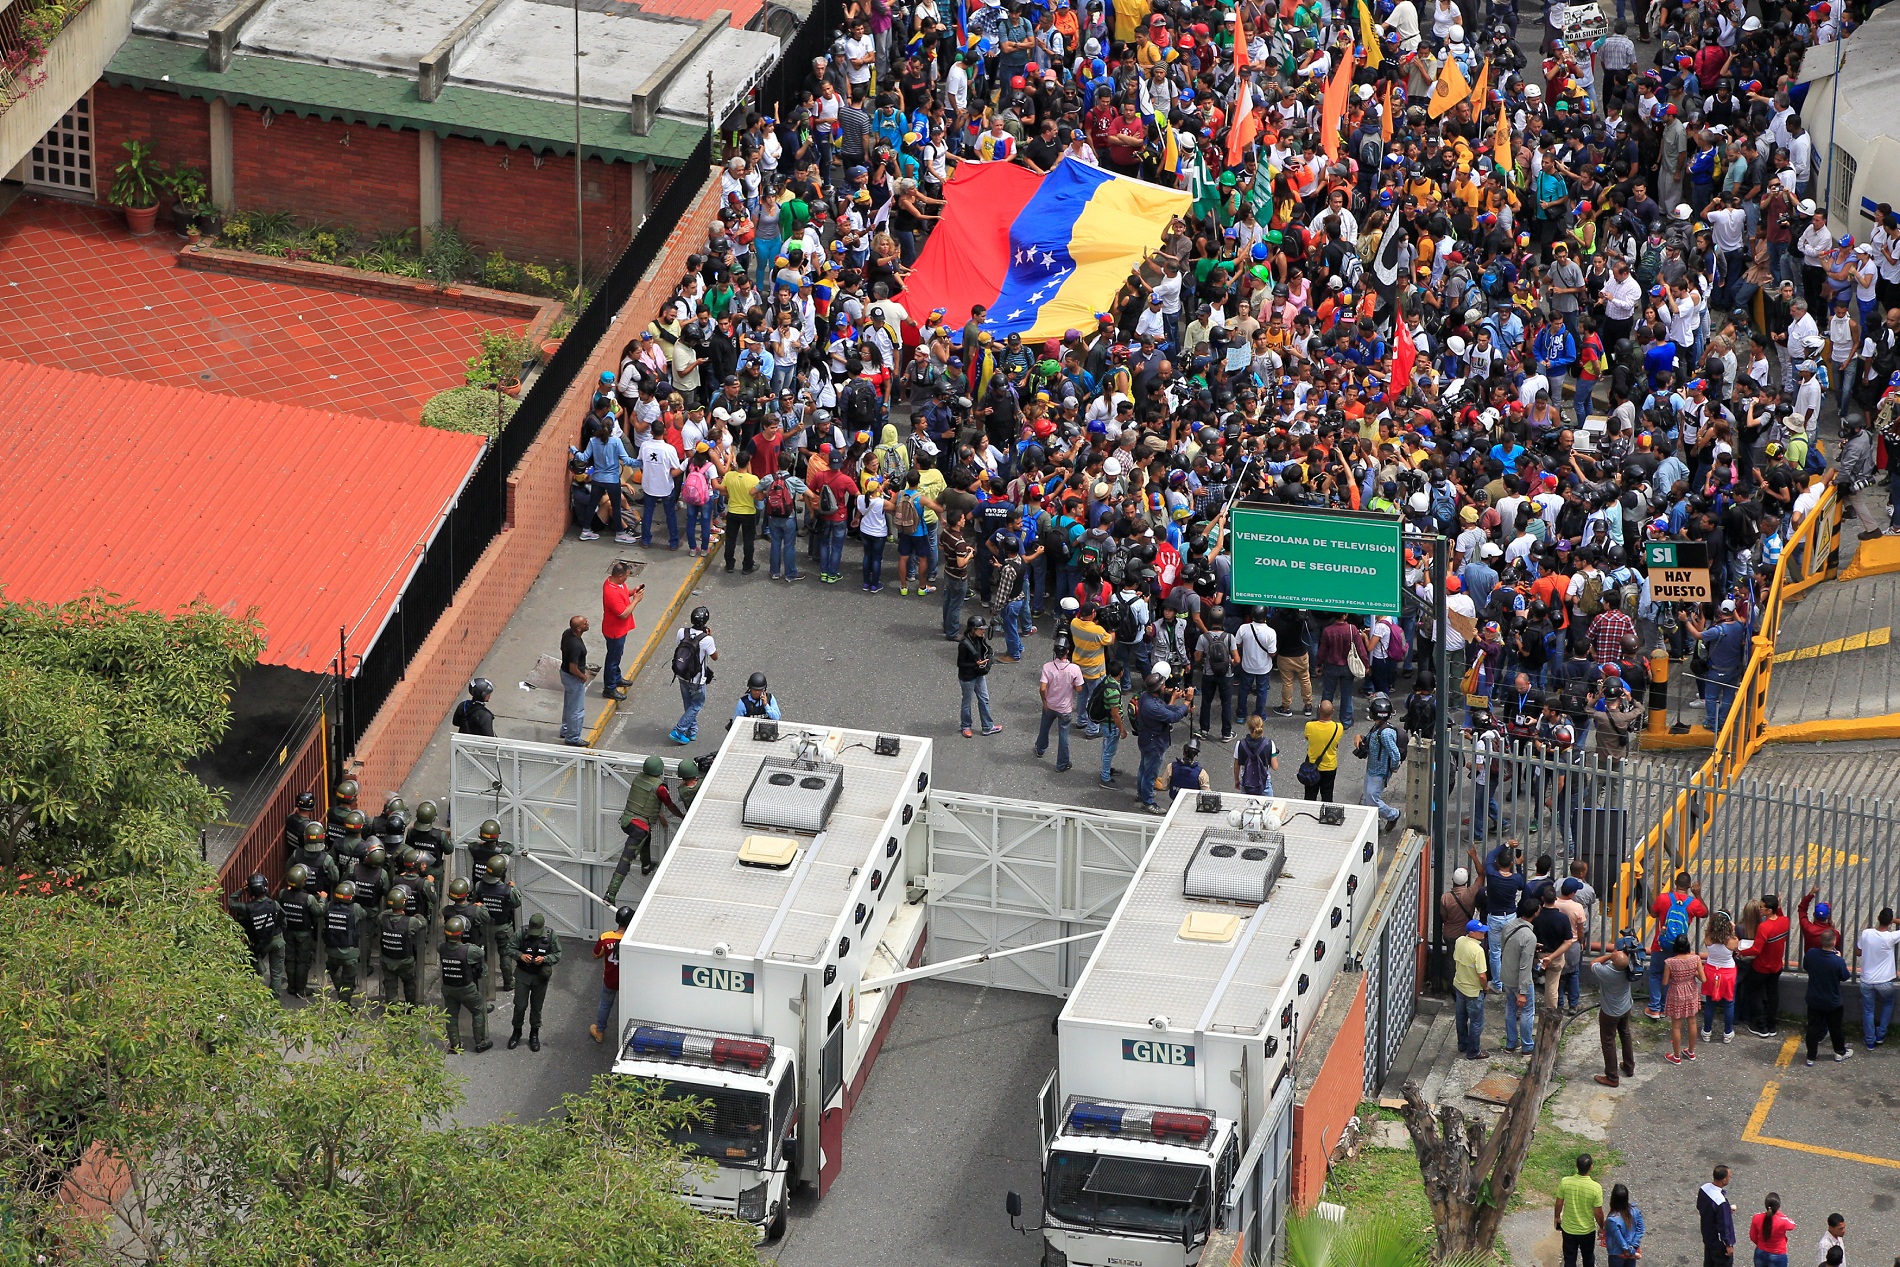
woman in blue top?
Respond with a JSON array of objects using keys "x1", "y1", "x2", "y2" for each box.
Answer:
[{"x1": 1605, "y1": 1182, "x2": 1645, "y2": 1267}]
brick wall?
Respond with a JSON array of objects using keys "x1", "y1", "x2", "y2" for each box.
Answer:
[
  {"x1": 230, "y1": 106, "x2": 420, "y2": 236},
  {"x1": 1291, "y1": 974, "x2": 1367, "y2": 1210},
  {"x1": 439, "y1": 136, "x2": 635, "y2": 268},
  {"x1": 92, "y1": 82, "x2": 211, "y2": 201},
  {"x1": 346, "y1": 172, "x2": 718, "y2": 797}
]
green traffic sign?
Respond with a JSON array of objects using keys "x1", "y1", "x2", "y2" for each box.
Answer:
[{"x1": 1227, "y1": 504, "x2": 1403, "y2": 616}]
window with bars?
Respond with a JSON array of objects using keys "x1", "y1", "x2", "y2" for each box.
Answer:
[
  {"x1": 27, "y1": 93, "x2": 93, "y2": 197},
  {"x1": 1831, "y1": 145, "x2": 1857, "y2": 227}
]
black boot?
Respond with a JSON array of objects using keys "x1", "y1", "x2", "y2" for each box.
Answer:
[
  {"x1": 508, "y1": 1027, "x2": 522, "y2": 1049},
  {"x1": 529, "y1": 1028, "x2": 542, "y2": 1052},
  {"x1": 473, "y1": 1039, "x2": 494, "y2": 1053}
]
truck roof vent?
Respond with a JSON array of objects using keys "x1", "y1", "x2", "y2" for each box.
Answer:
[
  {"x1": 737, "y1": 834, "x2": 800, "y2": 869},
  {"x1": 1183, "y1": 830, "x2": 1286, "y2": 905},
  {"x1": 742, "y1": 756, "x2": 844, "y2": 834}
]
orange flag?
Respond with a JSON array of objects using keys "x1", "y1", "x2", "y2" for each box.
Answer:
[
  {"x1": 1319, "y1": 45, "x2": 1356, "y2": 162},
  {"x1": 1427, "y1": 55, "x2": 1471, "y2": 120},
  {"x1": 1226, "y1": 91, "x2": 1260, "y2": 168},
  {"x1": 1380, "y1": 78, "x2": 1394, "y2": 143},
  {"x1": 1470, "y1": 59, "x2": 1490, "y2": 109},
  {"x1": 1233, "y1": 6, "x2": 1249, "y2": 69}
]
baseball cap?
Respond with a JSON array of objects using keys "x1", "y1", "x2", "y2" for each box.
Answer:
[
  {"x1": 1720, "y1": 598, "x2": 1737, "y2": 613},
  {"x1": 1466, "y1": 919, "x2": 1487, "y2": 933},
  {"x1": 1815, "y1": 901, "x2": 1832, "y2": 919},
  {"x1": 1561, "y1": 878, "x2": 1583, "y2": 895}
]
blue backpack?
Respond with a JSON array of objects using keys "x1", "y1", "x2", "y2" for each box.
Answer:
[{"x1": 1660, "y1": 890, "x2": 1695, "y2": 950}]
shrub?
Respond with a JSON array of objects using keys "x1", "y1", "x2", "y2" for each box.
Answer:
[{"x1": 422, "y1": 384, "x2": 520, "y2": 437}]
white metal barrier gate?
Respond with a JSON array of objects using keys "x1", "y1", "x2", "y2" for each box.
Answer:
[
  {"x1": 448, "y1": 734, "x2": 693, "y2": 936},
  {"x1": 916, "y1": 789, "x2": 1161, "y2": 996},
  {"x1": 1357, "y1": 831, "x2": 1427, "y2": 1097}
]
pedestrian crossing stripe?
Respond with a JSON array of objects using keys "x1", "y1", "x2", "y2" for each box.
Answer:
[{"x1": 1769, "y1": 625, "x2": 1891, "y2": 664}]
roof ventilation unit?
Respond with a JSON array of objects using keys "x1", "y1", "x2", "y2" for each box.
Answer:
[
  {"x1": 1183, "y1": 830, "x2": 1286, "y2": 905},
  {"x1": 742, "y1": 757, "x2": 845, "y2": 834}
]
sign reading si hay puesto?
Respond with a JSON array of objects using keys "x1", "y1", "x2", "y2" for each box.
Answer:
[
  {"x1": 1645, "y1": 541, "x2": 1712, "y2": 603},
  {"x1": 1228, "y1": 504, "x2": 1402, "y2": 616}
]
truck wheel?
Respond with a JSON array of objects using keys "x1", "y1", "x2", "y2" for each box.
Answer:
[
  {"x1": 765, "y1": 1205, "x2": 788, "y2": 1243},
  {"x1": 1040, "y1": 1241, "x2": 1068, "y2": 1267}
]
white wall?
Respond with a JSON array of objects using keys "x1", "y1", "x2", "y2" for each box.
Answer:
[{"x1": 0, "y1": 0, "x2": 134, "y2": 190}]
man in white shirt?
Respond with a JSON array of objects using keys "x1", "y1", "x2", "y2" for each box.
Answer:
[
  {"x1": 637, "y1": 433, "x2": 684, "y2": 549},
  {"x1": 1856, "y1": 909, "x2": 1900, "y2": 1046},
  {"x1": 1791, "y1": 360, "x2": 1824, "y2": 438},
  {"x1": 1234, "y1": 610, "x2": 1277, "y2": 720},
  {"x1": 1381, "y1": 0, "x2": 1421, "y2": 51}
]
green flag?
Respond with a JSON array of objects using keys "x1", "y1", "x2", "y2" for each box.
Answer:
[{"x1": 1185, "y1": 148, "x2": 1221, "y2": 222}]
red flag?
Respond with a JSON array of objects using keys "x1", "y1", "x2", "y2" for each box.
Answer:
[
  {"x1": 1233, "y1": 6, "x2": 1249, "y2": 69},
  {"x1": 1390, "y1": 316, "x2": 1417, "y2": 396}
]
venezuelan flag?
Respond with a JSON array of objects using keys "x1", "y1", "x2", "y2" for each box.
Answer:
[{"x1": 903, "y1": 157, "x2": 1190, "y2": 343}]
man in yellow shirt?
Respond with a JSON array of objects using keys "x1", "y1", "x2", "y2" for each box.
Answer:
[
  {"x1": 721, "y1": 458, "x2": 760, "y2": 574},
  {"x1": 1454, "y1": 919, "x2": 1489, "y2": 1059},
  {"x1": 1553, "y1": 1154, "x2": 1606, "y2": 1267},
  {"x1": 1069, "y1": 606, "x2": 1115, "y2": 738}
]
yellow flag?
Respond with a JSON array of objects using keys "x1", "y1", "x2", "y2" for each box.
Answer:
[
  {"x1": 1495, "y1": 101, "x2": 1513, "y2": 180},
  {"x1": 1358, "y1": 0, "x2": 1382, "y2": 70},
  {"x1": 1470, "y1": 59, "x2": 1489, "y2": 108},
  {"x1": 1428, "y1": 55, "x2": 1471, "y2": 120}
]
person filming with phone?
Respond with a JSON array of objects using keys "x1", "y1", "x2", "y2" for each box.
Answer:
[{"x1": 600, "y1": 560, "x2": 645, "y2": 701}]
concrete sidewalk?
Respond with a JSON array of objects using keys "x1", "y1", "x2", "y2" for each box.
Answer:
[{"x1": 388, "y1": 530, "x2": 712, "y2": 811}]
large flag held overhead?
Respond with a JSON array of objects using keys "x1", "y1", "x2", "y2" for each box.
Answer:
[
  {"x1": 901, "y1": 157, "x2": 1191, "y2": 343},
  {"x1": 1428, "y1": 55, "x2": 1471, "y2": 119},
  {"x1": 1319, "y1": 44, "x2": 1356, "y2": 161}
]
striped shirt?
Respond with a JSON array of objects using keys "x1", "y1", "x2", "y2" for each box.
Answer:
[{"x1": 1069, "y1": 618, "x2": 1113, "y2": 680}]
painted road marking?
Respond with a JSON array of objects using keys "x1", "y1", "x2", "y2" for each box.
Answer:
[
  {"x1": 1771, "y1": 625, "x2": 1892, "y2": 664},
  {"x1": 1701, "y1": 842, "x2": 1863, "y2": 876},
  {"x1": 1741, "y1": 1034, "x2": 1900, "y2": 1170}
]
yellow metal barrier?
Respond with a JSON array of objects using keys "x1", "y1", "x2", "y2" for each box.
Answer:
[{"x1": 1616, "y1": 488, "x2": 1844, "y2": 933}]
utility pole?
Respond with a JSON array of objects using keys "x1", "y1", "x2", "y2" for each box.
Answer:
[{"x1": 574, "y1": 0, "x2": 584, "y2": 295}]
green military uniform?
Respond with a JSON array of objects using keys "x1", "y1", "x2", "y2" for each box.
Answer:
[
  {"x1": 438, "y1": 918, "x2": 492, "y2": 1052},
  {"x1": 291, "y1": 820, "x2": 340, "y2": 897},
  {"x1": 333, "y1": 809, "x2": 373, "y2": 866},
  {"x1": 442, "y1": 878, "x2": 493, "y2": 1003},
  {"x1": 675, "y1": 759, "x2": 701, "y2": 815},
  {"x1": 475, "y1": 861, "x2": 522, "y2": 994},
  {"x1": 406, "y1": 800, "x2": 452, "y2": 904},
  {"x1": 509, "y1": 913, "x2": 563, "y2": 1050},
  {"x1": 278, "y1": 866, "x2": 326, "y2": 996},
  {"x1": 608, "y1": 756, "x2": 670, "y2": 901},
  {"x1": 321, "y1": 884, "x2": 371, "y2": 1004},
  {"x1": 467, "y1": 820, "x2": 516, "y2": 885},
  {"x1": 377, "y1": 892, "x2": 428, "y2": 1005},
  {"x1": 229, "y1": 876, "x2": 286, "y2": 993},
  {"x1": 324, "y1": 778, "x2": 361, "y2": 850},
  {"x1": 350, "y1": 849, "x2": 392, "y2": 976},
  {"x1": 392, "y1": 854, "x2": 436, "y2": 925}
]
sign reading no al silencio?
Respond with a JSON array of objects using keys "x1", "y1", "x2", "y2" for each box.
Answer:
[{"x1": 1228, "y1": 504, "x2": 1402, "y2": 617}]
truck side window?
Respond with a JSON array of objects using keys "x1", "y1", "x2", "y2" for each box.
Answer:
[{"x1": 1213, "y1": 1135, "x2": 1239, "y2": 1230}]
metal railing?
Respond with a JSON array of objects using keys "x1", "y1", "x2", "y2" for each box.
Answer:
[
  {"x1": 213, "y1": 703, "x2": 329, "y2": 896},
  {"x1": 1358, "y1": 829, "x2": 1426, "y2": 1095},
  {"x1": 0, "y1": 0, "x2": 93, "y2": 110},
  {"x1": 1617, "y1": 488, "x2": 1844, "y2": 934}
]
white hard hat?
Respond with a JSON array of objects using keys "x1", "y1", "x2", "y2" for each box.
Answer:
[
  {"x1": 1742, "y1": 14, "x2": 1761, "y2": 29},
  {"x1": 1799, "y1": 198, "x2": 1817, "y2": 215},
  {"x1": 1150, "y1": 660, "x2": 1172, "y2": 681},
  {"x1": 1408, "y1": 491, "x2": 1430, "y2": 514},
  {"x1": 1525, "y1": 83, "x2": 1541, "y2": 97},
  {"x1": 1452, "y1": 867, "x2": 1471, "y2": 886},
  {"x1": 1449, "y1": 24, "x2": 1464, "y2": 41},
  {"x1": 1356, "y1": 83, "x2": 1374, "y2": 100},
  {"x1": 1673, "y1": 204, "x2": 1692, "y2": 220},
  {"x1": 1103, "y1": 456, "x2": 1123, "y2": 477},
  {"x1": 1446, "y1": 334, "x2": 1467, "y2": 356}
]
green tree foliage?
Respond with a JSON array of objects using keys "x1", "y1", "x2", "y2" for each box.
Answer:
[
  {"x1": 1285, "y1": 1209, "x2": 1496, "y2": 1267},
  {"x1": 0, "y1": 592, "x2": 265, "y2": 875},
  {"x1": 0, "y1": 888, "x2": 760, "y2": 1266}
]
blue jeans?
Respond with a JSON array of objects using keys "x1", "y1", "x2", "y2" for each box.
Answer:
[
  {"x1": 1574, "y1": 377, "x2": 1596, "y2": 428},
  {"x1": 1505, "y1": 987, "x2": 1536, "y2": 1050},
  {"x1": 1101, "y1": 723, "x2": 1121, "y2": 782},
  {"x1": 1365, "y1": 771, "x2": 1399, "y2": 826},
  {"x1": 1036, "y1": 709, "x2": 1073, "y2": 767},
  {"x1": 1704, "y1": 674, "x2": 1739, "y2": 735},
  {"x1": 942, "y1": 577, "x2": 967, "y2": 639},
  {"x1": 1473, "y1": 779, "x2": 1501, "y2": 842},
  {"x1": 1645, "y1": 945, "x2": 1666, "y2": 1013},
  {"x1": 1320, "y1": 665, "x2": 1355, "y2": 724},
  {"x1": 602, "y1": 634, "x2": 627, "y2": 694},
  {"x1": 821, "y1": 521, "x2": 848, "y2": 577},
  {"x1": 960, "y1": 676, "x2": 995, "y2": 731},
  {"x1": 1238, "y1": 669, "x2": 1272, "y2": 720},
  {"x1": 641, "y1": 492, "x2": 679, "y2": 547},
  {"x1": 1487, "y1": 914, "x2": 1514, "y2": 988},
  {"x1": 1756, "y1": 1252, "x2": 1789, "y2": 1267},
  {"x1": 1702, "y1": 994, "x2": 1736, "y2": 1036},
  {"x1": 862, "y1": 534, "x2": 886, "y2": 587},
  {"x1": 1561, "y1": 967, "x2": 1580, "y2": 1010},
  {"x1": 1136, "y1": 743, "x2": 1166, "y2": 806},
  {"x1": 766, "y1": 515, "x2": 799, "y2": 577},
  {"x1": 1001, "y1": 596, "x2": 1026, "y2": 659},
  {"x1": 1863, "y1": 979, "x2": 1895, "y2": 1044},
  {"x1": 674, "y1": 680, "x2": 706, "y2": 740},
  {"x1": 1455, "y1": 990, "x2": 1486, "y2": 1056},
  {"x1": 560, "y1": 670, "x2": 587, "y2": 741},
  {"x1": 595, "y1": 982, "x2": 617, "y2": 1032},
  {"x1": 685, "y1": 500, "x2": 715, "y2": 551}
]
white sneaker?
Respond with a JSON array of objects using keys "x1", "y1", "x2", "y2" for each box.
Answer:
[
  {"x1": 1836, "y1": 1049, "x2": 1853, "y2": 1062},
  {"x1": 1721, "y1": 1031, "x2": 1733, "y2": 1044},
  {"x1": 579, "y1": 530, "x2": 600, "y2": 541},
  {"x1": 614, "y1": 532, "x2": 638, "y2": 544}
]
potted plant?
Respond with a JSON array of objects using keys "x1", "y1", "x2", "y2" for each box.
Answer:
[
  {"x1": 167, "y1": 166, "x2": 209, "y2": 238},
  {"x1": 465, "y1": 329, "x2": 534, "y2": 396},
  {"x1": 539, "y1": 311, "x2": 574, "y2": 362},
  {"x1": 107, "y1": 141, "x2": 166, "y2": 235}
]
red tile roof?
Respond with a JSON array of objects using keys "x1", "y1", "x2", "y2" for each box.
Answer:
[{"x1": 0, "y1": 360, "x2": 486, "y2": 674}]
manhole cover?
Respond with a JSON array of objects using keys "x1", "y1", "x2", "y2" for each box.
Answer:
[{"x1": 1466, "y1": 1076, "x2": 1522, "y2": 1106}]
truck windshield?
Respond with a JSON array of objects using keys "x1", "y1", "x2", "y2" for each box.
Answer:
[
  {"x1": 1044, "y1": 1150, "x2": 1210, "y2": 1240},
  {"x1": 657, "y1": 1081, "x2": 770, "y2": 1167}
]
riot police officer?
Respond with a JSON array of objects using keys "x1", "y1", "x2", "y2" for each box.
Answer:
[
  {"x1": 392, "y1": 848, "x2": 436, "y2": 927},
  {"x1": 406, "y1": 800, "x2": 452, "y2": 903},
  {"x1": 284, "y1": 790, "x2": 321, "y2": 854},
  {"x1": 229, "y1": 873, "x2": 285, "y2": 993},
  {"x1": 467, "y1": 819, "x2": 515, "y2": 885},
  {"x1": 442, "y1": 876, "x2": 491, "y2": 966},
  {"x1": 326, "y1": 779, "x2": 361, "y2": 848},
  {"x1": 350, "y1": 846, "x2": 392, "y2": 976},
  {"x1": 291, "y1": 819, "x2": 340, "y2": 898},
  {"x1": 321, "y1": 879, "x2": 370, "y2": 1004},
  {"x1": 369, "y1": 795, "x2": 409, "y2": 842},
  {"x1": 278, "y1": 863, "x2": 325, "y2": 997},
  {"x1": 476, "y1": 855, "x2": 522, "y2": 999},
  {"x1": 609, "y1": 756, "x2": 678, "y2": 898},
  {"x1": 439, "y1": 916, "x2": 493, "y2": 1052},
  {"x1": 335, "y1": 809, "x2": 375, "y2": 867},
  {"x1": 378, "y1": 889, "x2": 427, "y2": 1005},
  {"x1": 509, "y1": 911, "x2": 562, "y2": 1051},
  {"x1": 453, "y1": 678, "x2": 497, "y2": 737}
]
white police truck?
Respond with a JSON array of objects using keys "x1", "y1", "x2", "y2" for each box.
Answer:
[
  {"x1": 1009, "y1": 792, "x2": 1380, "y2": 1267},
  {"x1": 612, "y1": 721, "x2": 932, "y2": 1240}
]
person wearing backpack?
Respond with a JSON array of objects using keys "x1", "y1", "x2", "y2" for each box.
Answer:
[
  {"x1": 893, "y1": 469, "x2": 936, "y2": 595},
  {"x1": 1357, "y1": 694, "x2": 1405, "y2": 831},
  {"x1": 1644, "y1": 871, "x2": 1708, "y2": 1020},
  {"x1": 1193, "y1": 604, "x2": 1237, "y2": 742},
  {"x1": 666, "y1": 606, "x2": 718, "y2": 746},
  {"x1": 679, "y1": 446, "x2": 724, "y2": 558},
  {"x1": 759, "y1": 451, "x2": 807, "y2": 581},
  {"x1": 1232, "y1": 715, "x2": 1279, "y2": 796}
]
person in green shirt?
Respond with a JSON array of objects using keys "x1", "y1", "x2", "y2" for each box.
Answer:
[
  {"x1": 1453, "y1": 919, "x2": 1489, "y2": 1059},
  {"x1": 1554, "y1": 1154, "x2": 1606, "y2": 1267}
]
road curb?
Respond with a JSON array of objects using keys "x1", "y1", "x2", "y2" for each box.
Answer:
[{"x1": 586, "y1": 549, "x2": 714, "y2": 746}]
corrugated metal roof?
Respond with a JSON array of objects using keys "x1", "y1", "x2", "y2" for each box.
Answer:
[
  {"x1": 0, "y1": 360, "x2": 485, "y2": 674},
  {"x1": 103, "y1": 36, "x2": 705, "y2": 166}
]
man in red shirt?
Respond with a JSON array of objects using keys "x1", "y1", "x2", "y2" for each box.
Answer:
[
  {"x1": 589, "y1": 905, "x2": 632, "y2": 1044},
  {"x1": 1797, "y1": 887, "x2": 1836, "y2": 955},
  {"x1": 809, "y1": 461, "x2": 858, "y2": 583},
  {"x1": 600, "y1": 560, "x2": 644, "y2": 700},
  {"x1": 1742, "y1": 893, "x2": 1791, "y2": 1038},
  {"x1": 1645, "y1": 871, "x2": 1708, "y2": 1019}
]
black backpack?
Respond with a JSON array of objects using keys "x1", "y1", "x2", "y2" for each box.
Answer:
[
  {"x1": 672, "y1": 629, "x2": 706, "y2": 681},
  {"x1": 844, "y1": 379, "x2": 879, "y2": 429},
  {"x1": 1105, "y1": 596, "x2": 1140, "y2": 642}
]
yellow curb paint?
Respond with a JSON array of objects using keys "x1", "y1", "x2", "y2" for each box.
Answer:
[
  {"x1": 1759, "y1": 712, "x2": 1900, "y2": 744},
  {"x1": 1770, "y1": 625, "x2": 1891, "y2": 664},
  {"x1": 1739, "y1": 1034, "x2": 1900, "y2": 1170},
  {"x1": 585, "y1": 550, "x2": 714, "y2": 748}
]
